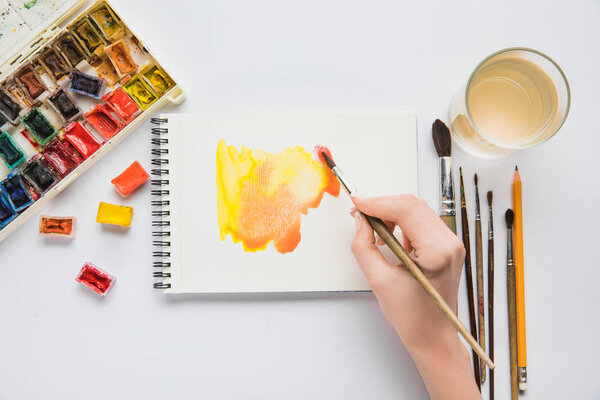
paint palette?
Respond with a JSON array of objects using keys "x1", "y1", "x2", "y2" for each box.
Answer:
[{"x1": 0, "y1": 0, "x2": 184, "y2": 243}]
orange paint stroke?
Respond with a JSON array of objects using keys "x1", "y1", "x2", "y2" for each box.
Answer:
[{"x1": 216, "y1": 140, "x2": 340, "y2": 254}]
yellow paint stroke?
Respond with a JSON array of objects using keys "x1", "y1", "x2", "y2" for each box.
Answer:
[{"x1": 216, "y1": 139, "x2": 340, "y2": 254}]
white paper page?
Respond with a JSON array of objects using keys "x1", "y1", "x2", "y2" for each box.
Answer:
[{"x1": 158, "y1": 112, "x2": 418, "y2": 293}]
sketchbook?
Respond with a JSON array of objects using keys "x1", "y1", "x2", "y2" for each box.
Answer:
[{"x1": 150, "y1": 112, "x2": 418, "y2": 293}]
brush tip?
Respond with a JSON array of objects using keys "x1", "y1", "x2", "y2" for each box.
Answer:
[
  {"x1": 474, "y1": 173, "x2": 478, "y2": 185},
  {"x1": 487, "y1": 190, "x2": 493, "y2": 205},
  {"x1": 432, "y1": 119, "x2": 451, "y2": 157},
  {"x1": 505, "y1": 209, "x2": 514, "y2": 228},
  {"x1": 314, "y1": 145, "x2": 335, "y2": 169}
]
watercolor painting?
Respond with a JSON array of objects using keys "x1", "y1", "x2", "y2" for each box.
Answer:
[{"x1": 216, "y1": 139, "x2": 340, "y2": 254}]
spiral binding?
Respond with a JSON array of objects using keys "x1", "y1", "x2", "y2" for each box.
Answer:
[{"x1": 151, "y1": 117, "x2": 172, "y2": 289}]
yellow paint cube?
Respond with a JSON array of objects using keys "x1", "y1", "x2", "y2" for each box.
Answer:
[{"x1": 96, "y1": 202, "x2": 133, "y2": 228}]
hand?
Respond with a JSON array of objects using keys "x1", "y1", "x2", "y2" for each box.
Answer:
[{"x1": 351, "y1": 194, "x2": 480, "y2": 400}]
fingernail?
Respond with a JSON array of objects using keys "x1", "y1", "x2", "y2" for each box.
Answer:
[
  {"x1": 355, "y1": 212, "x2": 361, "y2": 230},
  {"x1": 351, "y1": 191, "x2": 363, "y2": 200}
]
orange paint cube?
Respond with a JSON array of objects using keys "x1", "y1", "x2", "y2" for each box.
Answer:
[
  {"x1": 39, "y1": 215, "x2": 76, "y2": 238},
  {"x1": 111, "y1": 161, "x2": 150, "y2": 197}
]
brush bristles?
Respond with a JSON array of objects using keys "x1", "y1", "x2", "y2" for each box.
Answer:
[
  {"x1": 487, "y1": 191, "x2": 493, "y2": 205},
  {"x1": 321, "y1": 152, "x2": 336, "y2": 169},
  {"x1": 432, "y1": 119, "x2": 451, "y2": 157},
  {"x1": 474, "y1": 173, "x2": 478, "y2": 185},
  {"x1": 505, "y1": 209, "x2": 514, "y2": 228}
]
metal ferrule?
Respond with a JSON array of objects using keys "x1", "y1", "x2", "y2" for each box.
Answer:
[
  {"x1": 488, "y1": 208, "x2": 494, "y2": 240},
  {"x1": 519, "y1": 367, "x2": 528, "y2": 384},
  {"x1": 474, "y1": 186, "x2": 481, "y2": 220},
  {"x1": 507, "y1": 230, "x2": 514, "y2": 264},
  {"x1": 332, "y1": 166, "x2": 356, "y2": 196},
  {"x1": 439, "y1": 157, "x2": 455, "y2": 217}
]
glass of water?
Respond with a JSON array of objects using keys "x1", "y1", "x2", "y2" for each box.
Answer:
[{"x1": 449, "y1": 48, "x2": 571, "y2": 158}]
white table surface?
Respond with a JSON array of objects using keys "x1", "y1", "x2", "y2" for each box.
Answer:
[{"x1": 1, "y1": 0, "x2": 599, "y2": 398}]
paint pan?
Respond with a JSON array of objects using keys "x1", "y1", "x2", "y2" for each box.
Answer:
[
  {"x1": 55, "y1": 33, "x2": 86, "y2": 67},
  {"x1": 60, "y1": 139, "x2": 85, "y2": 165},
  {"x1": 39, "y1": 215, "x2": 76, "y2": 238},
  {"x1": 89, "y1": 5, "x2": 124, "y2": 41},
  {"x1": 47, "y1": 88, "x2": 82, "y2": 123},
  {"x1": 104, "y1": 40, "x2": 137, "y2": 77},
  {"x1": 22, "y1": 107, "x2": 56, "y2": 146},
  {"x1": 96, "y1": 201, "x2": 133, "y2": 227},
  {"x1": 1, "y1": 171, "x2": 34, "y2": 212},
  {"x1": 111, "y1": 161, "x2": 149, "y2": 197},
  {"x1": 6, "y1": 82, "x2": 33, "y2": 108},
  {"x1": 69, "y1": 70, "x2": 105, "y2": 99},
  {"x1": 123, "y1": 75, "x2": 158, "y2": 111},
  {"x1": 76, "y1": 262, "x2": 115, "y2": 296},
  {"x1": 0, "y1": 190, "x2": 16, "y2": 229},
  {"x1": 15, "y1": 65, "x2": 46, "y2": 99},
  {"x1": 0, "y1": 90, "x2": 22, "y2": 123},
  {"x1": 89, "y1": 52, "x2": 119, "y2": 87},
  {"x1": 84, "y1": 104, "x2": 123, "y2": 139},
  {"x1": 38, "y1": 48, "x2": 71, "y2": 82},
  {"x1": 22, "y1": 156, "x2": 58, "y2": 194},
  {"x1": 142, "y1": 64, "x2": 174, "y2": 95},
  {"x1": 73, "y1": 18, "x2": 105, "y2": 55},
  {"x1": 103, "y1": 87, "x2": 140, "y2": 123},
  {"x1": 0, "y1": 132, "x2": 25, "y2": 169},
  {"x1": 64, "y1": 121, "x2": 101, "y2": 159},
  {"x1": 42, "y1": 138, "x2": 80, "y2": 178}
]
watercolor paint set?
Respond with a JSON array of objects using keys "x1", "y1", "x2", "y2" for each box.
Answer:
[{"x1": 0, "y1": 0, "x2": 184, "y2": 242}]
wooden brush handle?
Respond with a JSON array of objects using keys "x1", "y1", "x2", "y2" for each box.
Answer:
[
  {"x1": 440, "y1": 215, "x2": 457, "y2": 234},
  {"x1": 507, "y1": 261, "x2": 519, "y2": 400},
  {"x1": 488, "y1": 234, "x2": 495, "y2": 400},
  {"x1": 475, "y1": 220, "x2": 486, "y2": 384},
  {"x1": 460, "y1": 204, "x2": 481, "y2": 388},
  {"x1": 363, "y1": 214, "x2": 495, "y2": 370}
]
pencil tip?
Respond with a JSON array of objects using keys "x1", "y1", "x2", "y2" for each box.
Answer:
[{"x1": 515, "y1": 165, "x2": 518, "y2": 171}]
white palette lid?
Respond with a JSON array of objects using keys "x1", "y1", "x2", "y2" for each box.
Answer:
[{"x1": 0, "y1": 0, "x2": 85, "y2": 78}]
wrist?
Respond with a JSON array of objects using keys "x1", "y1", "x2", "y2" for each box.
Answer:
[{"x1": 408, "y1": 330, "x2": 466, "y2": 369}]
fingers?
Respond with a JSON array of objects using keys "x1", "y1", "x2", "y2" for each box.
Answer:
[
  {"x1": 402, "y1": 231, "x2": 413, "y2": 253},
  {"x1": 351, "y1": 212, "x2": 391, "y2": 284},
  {"x1": 352, "y1": 194, "x2": 449, "y2": 246}
]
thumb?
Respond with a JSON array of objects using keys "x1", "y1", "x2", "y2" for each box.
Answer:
[{"x1": 351, "y1": 212, "x2": 391, "y2": 285}]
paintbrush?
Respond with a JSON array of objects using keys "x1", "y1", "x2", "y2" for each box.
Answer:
[
  {"x1": 459, "y1": 168, "x2": 481, "y2": 389},
  {"x1": 487, "y1": 191, "x2": 495, "y2": 400},
  {"x1": 474, "y1": 174, "x2": 486, "y2": 384},
  {"x1": 319, "y1": 148, "x2": 495, "y2": 370},
  {"x1": 506, "y1": 209, "x2": 519, "y2": 400},
  {"x1": 432, "y1": 120, "x2": 456, "y2": 234}
]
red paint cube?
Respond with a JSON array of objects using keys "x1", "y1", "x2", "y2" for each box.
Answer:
[
  {"x1": 84, "y1": 104, "x2": 123, "y2": 139},
  {"x1": 76, "y1": 262, "x2": 115, "y2": 296},
  {"x1": 65, "y1": 121, "x2": 101, "y2": 159},
  {"x1": 111, "y1": 161, "x2": 150, "y2": 197},
  {"x1": 103, "y1": 87, "x2": 141, "y2": 124}
]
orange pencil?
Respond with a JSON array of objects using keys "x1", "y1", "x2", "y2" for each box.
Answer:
[{"x1": 513, "y1": 166, "x2": 527, "y2": 390}]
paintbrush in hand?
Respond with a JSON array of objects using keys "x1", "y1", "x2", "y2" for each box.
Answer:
[
  {"x1": 320, "y1": 148, "x2": 494, "y2": 370},
  {"x1": 506, "y1": 209, "x2": 519, "y2": 400},
  {"x1": 432, "y1": 119, "x2": 456, "y2": 234},
  {"x1": 474, "y1": 174, "x2": 486, "y2": 384},
  {"x1": 459, "y1": 168, "x2": 481, "y2": 389},
  {"x1": 487, "y1": 191, "x2": 495, "y2": 400}
]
